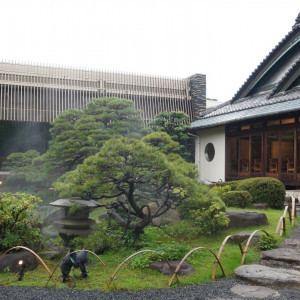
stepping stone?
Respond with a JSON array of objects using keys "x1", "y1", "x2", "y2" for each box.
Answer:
[
  {"x1": 260, "y1": 248, "x2": 300, "y2": 270},
  {"x1": 234, "y1": 264, "x2": 300, "y2": 289},
  {"x1": 281, "y1": 239, "x2": 300, "y2": 249},
  {"x1": 231, "y1": 284, "x2": 280, "y2": 299}
]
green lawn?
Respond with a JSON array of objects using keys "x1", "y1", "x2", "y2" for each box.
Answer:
[{"x1": 0, "y1": 207, "x2": 297, "y2": 291}]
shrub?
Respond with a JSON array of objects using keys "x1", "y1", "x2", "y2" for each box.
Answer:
[
  {"x1": 212, "y1": 180, "x2": 239, "y2": 191},
  {"x1": 71, "y1": 221, "x2": 123, "y2": 254},
  {"x1": 0, "y1": 193, "x2": 42, "y2": 251},
  {"x1": 221, "y1": 191, "x2": 252, "y2": 208},
  {"x1": 211, "y1": 185, "x2": 231, "y2": 196},
  {"x1": 236, "y1": 177, "x2": 285, "y2": 209},
  {"x1": 179, "y1": 184, "x2": 229, "y2": 235},
  {"x1": 259, "y1": 234, "x2": 278, "y2": 251},
  {"x1": 191, "y1": 200, "x2": 229, "y2": 235},
  {"x1": 130, "y1": 241, "x2": 191, "y2": 269}
]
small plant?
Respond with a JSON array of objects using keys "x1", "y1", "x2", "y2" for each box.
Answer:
[
  {"x1": 130, "y1": 241, "x2": 191, "y2": 269},
  {"x1": 259, "y1": 234, "x2": 278, "y2": 251}
]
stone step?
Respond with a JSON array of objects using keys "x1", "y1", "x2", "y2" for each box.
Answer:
[
  {"x1": 280, "y1": 238, "x2": 300, "y2": 249},
  {"x1": 234, "y1": 264, "x2": 300, "y2": 289},
  {"x1": 260, "y1": 248, "x2": 300, "y2": 271}
]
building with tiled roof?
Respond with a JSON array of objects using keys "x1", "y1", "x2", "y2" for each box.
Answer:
[{"x1": 191, "y1": 13, "x2": 300, "y2": 187}]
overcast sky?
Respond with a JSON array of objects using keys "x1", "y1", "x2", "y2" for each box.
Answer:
[{"x1": 1, "y1": 0, "x2": 300, "y2": 102}]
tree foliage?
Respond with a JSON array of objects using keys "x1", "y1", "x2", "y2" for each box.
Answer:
[
  {"x1": 36, "y1": 97, "x2": 148, "y2": 180},
  {"x1": 149, "y1": 112, "x2": 192, "y2": 160},
  {"x1": 55, "y1": 137, "x2": 227, "y2": 236},
  {"x1": 2, "y1": 150, "x2": 42, "y2": 190},
  {"x1": 0, "y1": 193, "x2": 42, "y2": 251}
]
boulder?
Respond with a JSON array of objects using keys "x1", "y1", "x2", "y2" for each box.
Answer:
[
  {"x1": 260, "y1": 248, "x2": 300, "y2": 270},
  {"x1": 150, "y1": 260, "x2": 195, "y2": 275},
  {"x1": 225, "y1": 211, "x2": 268, "y2": 228},
  {"x1": 38, "y1": 247, "x2": 66, "y2": 260},
  {"x1": 142, "y1": 202, "x2": 181, "y2": 226},
  {"x1": 229, "y1": 231, "x2": 260, "y2": 246},
  {"x1": 0, "y1": 252, "x2": 38, "y2": 273},
  {"x1": 234, "y1": 264, "x2": 300, "y2": 288}
]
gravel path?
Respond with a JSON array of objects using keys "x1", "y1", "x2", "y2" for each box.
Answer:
[
  {"x1": 1, "y1": 212, "x2": 300, "y2": 299},
  {"x1": 1, "y1": 277, "x2": 300, "y2": 300}
]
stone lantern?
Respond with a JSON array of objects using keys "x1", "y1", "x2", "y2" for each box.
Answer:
[{"x1": 50, "y1": 198, "x2": 102, "y2": 244}]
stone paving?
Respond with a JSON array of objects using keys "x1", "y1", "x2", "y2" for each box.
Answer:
[{"x1": 231, "y1": 195, "x2": 300, "y2": 298}]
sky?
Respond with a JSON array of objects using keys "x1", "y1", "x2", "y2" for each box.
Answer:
[{"x1": 1, "y1": 0, "x2": 300, "y2": 102}]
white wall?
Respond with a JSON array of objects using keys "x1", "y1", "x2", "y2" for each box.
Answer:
[{"x1": 195, "y1": 126, "x2": 225, "y2": 182}]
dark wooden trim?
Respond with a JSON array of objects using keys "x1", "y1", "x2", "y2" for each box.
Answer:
[{"x1": 225, "y1": 112, "x2": 300, "y2": 187}]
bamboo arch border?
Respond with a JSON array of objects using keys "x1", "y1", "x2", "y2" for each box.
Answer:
[
  {"x1": 107, "y1": 249, "x2": 178, "y2": 290},
  {"x1": 275, "y1": 198, "x2": 297, "y2": 237},
  {"x1": 0, "y1": 246, "x2": 58, "y2": 287},
  {"x1": 212, "y1": 235, "x2": 243, "y2": 280},
  {"x1": 241, "y1": 229, "x2": 269, "y2": 265},
  {"x1": 45, "y1": 249, "x2": 117, "y2": 290},
  {"x1": 168, "y1": 246, "x2": 225, "y2": 287}
]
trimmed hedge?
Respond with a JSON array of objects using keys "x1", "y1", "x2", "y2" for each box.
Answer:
[
  {"x1": 236, "y1": 177, "x2": 285, "y2": 209},
  {"x1": 212, "y1": 177, "x2": 285, "y2": 209},
  {"x1": 221, "y1": 190, "x2": 252, "y2": 208}
]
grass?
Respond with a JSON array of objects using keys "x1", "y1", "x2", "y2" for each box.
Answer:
[{"x1": 0, "y1": 207, "x2": 297, "y2": 291}]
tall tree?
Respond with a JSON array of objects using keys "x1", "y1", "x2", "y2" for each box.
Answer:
[
  {"x1": 37, "y1": 97, "x2": 148, "y2": 180},
  {"x1": 55, "y1": 137, "x2": 226, "y2": 236},
  {"x1": 149, "y1": 112, "x2": 192, "y2": 160}
]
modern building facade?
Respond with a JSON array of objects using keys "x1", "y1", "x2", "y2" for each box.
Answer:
[
  {"x1": 0, "y1": 62, "x2": 206, "y2": 125},
  {"x1": 191, "y1": 13, "x2": 300, "y2": 187}
]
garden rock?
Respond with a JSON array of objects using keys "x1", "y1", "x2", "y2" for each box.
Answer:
[
  {"x1": 0, "y1": 252, "x2": 38, "y2": 273},
  {"x1": 38, "y1": 247, "x2": 66, "y2": 260},
  {"x1": 260, "y1": 248, "x2": 300, "y2": 270},
  {"x1": 142, "y1": 202, "x2": 181, "y2": 226},
  {"x1": 150, "y1": 260, "x2": 195, "y2": 275},
  {"x1": 225, "y1": 211, "x2": 268, "y2": 228},
  {"x1": 229, "y1": 232, "x2": 260, "y2": 246},
  {"x1": 234, "y1": 264, "x2": 300, "y2": 288}
]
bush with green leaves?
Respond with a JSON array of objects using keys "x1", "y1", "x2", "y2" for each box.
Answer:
[
  {"x1": 179, "y1": 185, "x2": 229, "y2": 235},
  {"x1": 236, "y1": 177, "x2": 285, "y2": 209},
  {"x1": 190, "y1": 201, "x2": 229, "y2": 235},
  {"x1": 221, "y1": 190, "x2": 252, "y2": 208},
  {"x1": 211, "y1": 185, "x2": 231, "y2": 196},
  {"x1": 259, "y1": 234, "x2": 278, "y2": 251},
  {"x1": 0, "y1": 193, "x2": 42, "y2": 251},
  {"x1": 212, "y1": 177, "x2": 285, "y2": 209},
  {"x1": 70, "y1": 220, "x2": 133, "y2": 254},
  {"x1": 130, "y1": 241, "x2": 191, "y2": 269}
]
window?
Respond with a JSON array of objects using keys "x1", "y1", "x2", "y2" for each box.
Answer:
[
  {"x1": 229, "y1": 137, "x2": 238, "y2": 173},
  {"x1": 205, "y1": 143, "x2": 215, "y2": 162}
]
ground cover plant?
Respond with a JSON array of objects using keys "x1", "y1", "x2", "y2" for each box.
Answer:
[{"x1": 0, "y1": 207, "x2": 296, "y2": 291}]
